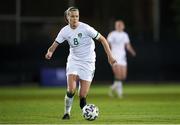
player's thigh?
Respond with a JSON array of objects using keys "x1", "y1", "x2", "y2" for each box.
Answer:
[
  {"x1": 121, "y1": 66, "x2": 127, "y2": 78},
  {"x1": 79, "y1": 79, "x2": 91, "y2": 98},
  {"x1": 67, "y1": 74, "x2": 78, "y2": 93}
]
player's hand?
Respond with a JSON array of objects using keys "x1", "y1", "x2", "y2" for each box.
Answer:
[
  {"x1": 45, "y1": 51, "x2": 53, "y2": 60},
  {"x1": 132, "y1": 52, "x2": 136, "y2": 57},
  {"x1": 108, "y1": 56, "x2": 117, "y2": 66}
]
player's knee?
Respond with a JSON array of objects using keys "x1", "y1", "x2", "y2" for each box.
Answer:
[
  {"x1": 116, "y1": 74, "x2": 126, "y2": 80},
  {"x1": 116, "y1": 75, "x2": 123, "y2": 80}
]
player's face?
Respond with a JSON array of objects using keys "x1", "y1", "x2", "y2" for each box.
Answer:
[
  {"x1": 68, "y1": 11, "x2": 79, "y2": 29},
  {"x1": 115, "y1": 21, "x2": 125, "y2": 31}
]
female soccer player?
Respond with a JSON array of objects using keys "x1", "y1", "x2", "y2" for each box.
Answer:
[
  {"x1": 107, "y1": 20, "x2": 136, "y2": 98},
  {"x1": 45, "y1": 7, "x2": 116, "y2": 119}
]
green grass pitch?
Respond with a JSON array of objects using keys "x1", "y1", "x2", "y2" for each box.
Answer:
[{"x1": 0, "y1": 83, "x2": 180, "y2": 124}]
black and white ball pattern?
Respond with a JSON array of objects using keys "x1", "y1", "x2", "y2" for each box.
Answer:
[{"x1": 82, "y1": 104, "x2": 99, "y2": 121}]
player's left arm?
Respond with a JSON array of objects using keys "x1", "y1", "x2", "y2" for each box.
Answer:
[
  {"x1": 125, "y1": 43, "x2": 136, "y2": 57},
  {"x1": 97, "y1": 34, "x2": 116, "y2": 66}
]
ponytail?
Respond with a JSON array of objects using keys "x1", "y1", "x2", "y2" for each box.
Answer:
[{"x1": 64, "y1": 10, "x2": 68, "y2": 23}]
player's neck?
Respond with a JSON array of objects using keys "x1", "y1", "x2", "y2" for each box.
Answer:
[
  {"x1": 116, "y1": 30, "x2": 123, "y2": 32},
  {"x1": 70, "y1": 22, "x2": 79, "y2": 29}
]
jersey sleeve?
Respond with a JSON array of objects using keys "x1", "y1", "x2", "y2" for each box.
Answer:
[
  {"x1": 86, "y1": 25, "x2": 100, "y2": 40},
  {"x1": 55, "y1": 29, "x2": 66, "y2": 44},
  {"x1": 124, "y1": 33, "x2": 130, "y2": 44},
  {"x1": 107, "y1": 32, "x2": 114, "y2": 44}
]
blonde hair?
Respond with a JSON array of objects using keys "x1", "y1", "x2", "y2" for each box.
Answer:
[{"x1": 64, "y1": 7, "x2": 79, "y2": 23}]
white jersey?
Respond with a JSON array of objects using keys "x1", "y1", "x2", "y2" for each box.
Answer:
[
  {"x1": 55, "y1": 22, "x2": 100, "y2": 63},
  {"x1": 107, "y1": 31, "x2": 130, "y2": 65}
]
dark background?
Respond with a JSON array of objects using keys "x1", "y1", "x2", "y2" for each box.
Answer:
[{"x1": 0, "y1": 0, "x2": 180, "y2": 85}]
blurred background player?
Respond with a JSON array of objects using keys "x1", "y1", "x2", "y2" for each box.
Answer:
[
  {"x1": 45, "y1": 7, "x2": 116, "y2": 119},
  {"x1": 107, "y1": 20, "x2": 136, "y2": 98}
]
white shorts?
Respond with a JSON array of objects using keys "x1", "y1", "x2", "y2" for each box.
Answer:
[
  {"x1": 66, "y1": 60, "x2": 95, "y2": 82},
  {"x1": 116, "y1": 59, "x2": 127, "y2": 66},
  {"x1": 116, "y1": 57, "x2": 127, "y2": 66}
]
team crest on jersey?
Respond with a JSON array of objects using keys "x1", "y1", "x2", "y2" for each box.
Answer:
[{"x1": 78, "y1": 33, "x2": 82, "y2": 38}]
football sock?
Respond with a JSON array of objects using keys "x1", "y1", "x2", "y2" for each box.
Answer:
[
  {"x1": 111, "y1": 80, "x2": 119, "y2": 90},
  {"x1": 64, "y1": 92, "x2": 75, "y2": 115},
  {"x1": 116, "y1": 81, "x2": 123, "y2": 97},
  {"x1": 80, "y1": 97, "x2": 86, "y2": 109}
]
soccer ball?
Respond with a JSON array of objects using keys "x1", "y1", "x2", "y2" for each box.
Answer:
[{"x1": 82, "y1": 104, "x2": 99, "y2": 121}]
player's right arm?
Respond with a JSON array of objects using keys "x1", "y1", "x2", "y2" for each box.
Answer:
[
  {"x1": 45, "y1": 41, "x2": 59, "y2": 60},
  {"x1": 45, "y1": 27, "x2": 66, "y2": 60}
]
